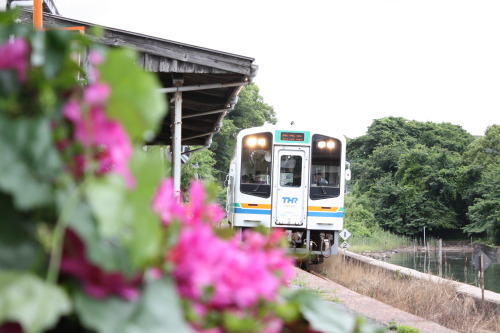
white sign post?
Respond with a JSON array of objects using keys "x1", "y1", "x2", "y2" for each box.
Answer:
[
  {"x1": 339, "y1": 229, "x2": 351, "y2": 262},
  {"x1": 340, "y1": 229, "x2": 351, "y2": 241}
]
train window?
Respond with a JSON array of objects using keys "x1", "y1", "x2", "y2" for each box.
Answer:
[
  {"x1": 280, "y1": 155, "x2": 302, "y2": 187},
  {"x1": 240, "y1": 132, "x2": 272, "y2": 198},
  {"x1": 310, "y1": 134, "x2": 342, "y2": 200}
]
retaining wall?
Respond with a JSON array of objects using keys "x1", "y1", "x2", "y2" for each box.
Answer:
[{"x1": 342, "y1": 250, "x2": 500, "y2": 310}]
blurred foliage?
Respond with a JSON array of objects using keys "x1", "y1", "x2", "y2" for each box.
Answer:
[{"x1": 0, "y1": 9, "x2": 385, "y2": 333}]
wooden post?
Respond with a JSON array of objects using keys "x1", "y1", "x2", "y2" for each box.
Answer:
[
  {"x1": 480, "y1": 254, "x2": 485, "y2": 306},
  {"x1": 423, "y1": 227, "x2": 426, "y2": 250},
  {"x1": 33, "y1": 0, "x2": 43, "y2": 30},
  {"x1": 438, "y1": 238, "x2": 443, "y2": 277}
]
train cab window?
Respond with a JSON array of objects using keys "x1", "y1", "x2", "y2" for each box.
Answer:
[
  {"x1": 310, "y1": 134, "x2": 342, "y2": 200},
  {"x1": 240, "y1": 132, "x2": 272, "y2": 198},
  {"x1": 279, "y1": 155, "x2": 302, "y2": 187}
]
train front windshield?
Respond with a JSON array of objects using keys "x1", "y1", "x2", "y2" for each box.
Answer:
[
  {"x1": 240, "y1": 132, "x2": 272, "y2": 198},
  {"x1": 309, "y1": 134, "x2": 342, "y2": 200}
]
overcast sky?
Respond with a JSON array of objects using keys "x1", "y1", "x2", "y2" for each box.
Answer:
[{"x1": 55, "y1": 0, "x2": 500, "y2": 138}]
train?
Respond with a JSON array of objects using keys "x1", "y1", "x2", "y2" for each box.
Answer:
[{"x1": 225, "y1": 126, "x2": 351, "y2": 263}]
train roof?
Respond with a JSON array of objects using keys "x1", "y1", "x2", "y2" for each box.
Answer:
[{"x1": 236, "y1": 125, "x2": 348, "y2": 141}]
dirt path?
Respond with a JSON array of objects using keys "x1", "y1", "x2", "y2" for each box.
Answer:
[{"x1": 293, "y1": 267, "x2": 458, "y2": 333}]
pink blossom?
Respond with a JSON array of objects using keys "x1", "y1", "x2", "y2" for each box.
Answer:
[
  {"x1": 0, "y1": 37, "x2": 29, "y2": 82},
  {"x1": 152, "y1": 178, "x2": 184, "y2": 225},
  {"x1": 87, "y1": 51, "x2": 104, "y2": 82},
  {"x1": 88, "y1": 50, "x2": 104, "y2": 65},
  {"x1": 152, "y1": 180, "x2": 294, "y2": 331},
  {"x1": 60, "y1": 229, "x2": 142, "y2": 301},
  {"x1": 84, "y1": 83, "x2": 110, "y2": 106},
  {"x1": 183, "y1": 180, "x2": 225, "y2": 226},
  {"x1": 62, "y1": 101, "x2": 81, "y2": 123},
  {"x1": 61, "y1": 83, "x2": 135, "y2": 188},
  {"x1": 161, "y1": 181, "x2": 293, "y2": 308},
  {"x1": 263, "y1": 317, "x2": 284, "y2": 333}
]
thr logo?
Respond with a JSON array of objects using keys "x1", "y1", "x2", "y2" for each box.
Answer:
[{"x1": 282, "y1": 197, "x2": 298, "y2": 204}]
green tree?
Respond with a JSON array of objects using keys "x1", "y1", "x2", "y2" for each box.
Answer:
[
  {"x1": 344, "y1": 194, "x2": 376, "y2": 237},
  {"x1": 464, "y1": 166, "x2": 500, "y2": 244},
  {"x1": 347, "y1": 117, "x2": 476, "y2": 236},
  {"x1": 463, "y1": 125, "x2": 500, "y2": 244},
  {"x1": 181, "y1": 148, "x2": 217, "y2": 189},
  {"x1": 210, "y1": 83, "x2": 276, "y2": 180}
]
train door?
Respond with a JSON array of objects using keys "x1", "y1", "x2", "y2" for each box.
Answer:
[{"x1": 271, "y1": 146, "x2": 309, "y2": 227}]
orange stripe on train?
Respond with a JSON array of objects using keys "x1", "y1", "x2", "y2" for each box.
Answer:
[
  {"x1": 307, "y1": 206, "x2": 339, "y2": 212},
  {"x1": 241, "y1": 203, "x2": 272, "y2": 209}
]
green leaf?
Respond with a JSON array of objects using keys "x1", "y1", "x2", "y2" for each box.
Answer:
[
  {"x1": 0, "y1": 114, "x2": 62, "y2": 210},
  {"x1": 0, "y1": 193, "x2": 43, "y2": 271},
  {"x1": 74, "y1": 291, "x2": 137, "y2": 333},
  {"x1": 99, "y1": 48, "x2": 167, "y2": 142},
  {"x1": 59, "y1": 189, "x2": 131, "y2": 273},
  {"x1": 123, "y1": 277, "x2": 193, "y2": 333},
  {"x1": 293, "y1": 290, "x2": 357, "y2": 333},
  {"x1": 0, "y1": 272, "x2": 71, "y2": 333},
  {"x1": 74, "y1": 277, "x2": 193, "y2": 333},
  {"x1": 85, "y1": 174, "x2": 128, "y2": 238},
  {"x1": 125, "y1": 147, "x2": 164, "y2": 269}
]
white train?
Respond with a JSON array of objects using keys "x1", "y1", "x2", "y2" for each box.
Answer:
[{"x1": 226, "y1": 126, "x2": 351, "y2": 262}]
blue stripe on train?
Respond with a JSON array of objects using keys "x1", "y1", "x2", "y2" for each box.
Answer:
[
  {"x1": 307, "y1": 212, "x2": 344, "y2": 218},
  {"x1": 234, "y1": 208, "x2": 272, "y2": 215}
]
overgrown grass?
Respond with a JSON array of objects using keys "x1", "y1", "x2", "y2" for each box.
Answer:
[
  {"x1": 348, "y1": 228, "x2": 413, "y2": 252},
  {"x1": 316, "y1": 256, "x2": 500, "y2": 333}
]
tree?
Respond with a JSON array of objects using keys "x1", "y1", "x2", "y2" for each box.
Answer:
[
  {"x1": 465, "y1": 165, "x2": 500, "y2": 244},
  {"x1": 210, "y1": 83, "x2": 276, "y2": 180},
  {"x1": 344, "y1": 193, "x2": 376, "y2": 237},
  {"x1": 463, "y1": 125, "x2": 500, "y2": 244},
  {"x1": 347, "y1": 117, "x2": 477, "y2": 236},
  {"x1": 181, "y1": 148, "x2": 217, "y2": 188}
]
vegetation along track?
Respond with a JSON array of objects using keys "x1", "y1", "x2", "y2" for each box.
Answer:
[{"x1": 309, "y1": 255, "x2": 500, "y2": 333}]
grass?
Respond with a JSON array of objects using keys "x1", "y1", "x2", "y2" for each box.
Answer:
[
  {"x1": 347, "y1": 228, "x2": 413, "y2": 253},
  {"x1": 316, "y1": 256, "x2": 500, "y2": 333},
  {"x1": 290, "y1": 274, "x2": 341, "y2": 303}
]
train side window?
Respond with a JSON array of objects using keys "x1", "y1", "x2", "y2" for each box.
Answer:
[
  {"x1": 240, "y1": 132, "x2": 272, "y2": 198},
  {"x1": 310, "y1": 134, "x2": 342, "y2": 200}
]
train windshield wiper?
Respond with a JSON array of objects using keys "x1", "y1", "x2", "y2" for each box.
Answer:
[{"x1": 253, "y1": 184, "x2": 262, "y2": 192}]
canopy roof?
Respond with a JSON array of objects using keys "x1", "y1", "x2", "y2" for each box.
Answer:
[{"x1": 18, "y1": 9, "x2": 257, "y2": 146}]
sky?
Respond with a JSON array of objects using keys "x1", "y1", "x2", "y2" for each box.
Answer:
[{"x1": 54, "y1": 0, "x2": 500, "y2": 138}]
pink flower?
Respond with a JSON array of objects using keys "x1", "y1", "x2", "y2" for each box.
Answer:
[
  {"x1": 61, "y1": 83, "x2": 135, "y2": 188},
  {"x1": 88, "y1": 50, "x2": 104, "y2": 65},
  {"x1": 263, "y1": 318, "x2": 284, "y2": 333},
  {"x1": 60, "y1": 229, "x2": 142, "y2": 301},
  {"x1": 152, "y1": 180, "x2": 294, "y2": 331},
  {"x1": 84, "y1": 83, "x2": 110, "y2": 106},
  {"x1": 0, "y1": 37, "x2": 29, "y2": 82},
  {"x1": 160, "y1": 181, "x2": 293, "y2": 309},
  {"x1": 152, "y1": 178, "x2": 184, "y2": 225},
  {"x1": 62, "y1": 101, "x2": 81, "y2": 123},
  {"x1": 183, "y1": 180, "x2": 225, "y2": 226}
]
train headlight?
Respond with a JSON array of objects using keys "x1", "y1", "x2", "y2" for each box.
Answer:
[
  {"x1": 246, "y1": 137, "x2": 257, "y2": 147},
  {"x1": 318, "y1": 141, "x2": 326, "y2": 148},
  {"x1": 257, "y1": 138, "x2": 266, "y2": 147},
  {"x1": 327, "y1": 141, "x2": 335, "y2": 149}
]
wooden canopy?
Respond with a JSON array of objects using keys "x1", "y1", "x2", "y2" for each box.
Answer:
[{"x1": 18, "y1": 9, "x2": 257, "y2": 146}]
